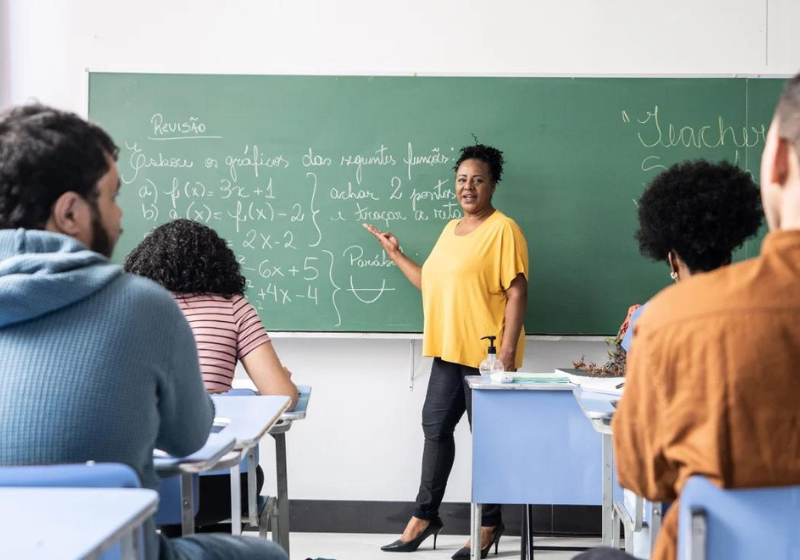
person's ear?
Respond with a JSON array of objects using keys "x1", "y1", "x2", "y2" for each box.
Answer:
[
  {"x1": 667, "y1": 250, "x2": 680, "y2": 280},
  {"x1": 47, "y1": 192, "x2": 90, "y2": 238},
  {"x1": 769, "y1": 136, "x2": 792, "y2": 188}
]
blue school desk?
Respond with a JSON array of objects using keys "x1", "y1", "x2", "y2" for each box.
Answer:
[
  {"x1": 573, "y1": 387, "x2": 618, "y2": 546},
  {"x1": 220, "y1": 386, "x2": 312, "y2": 555},
  {"x1": 210, "y1": 395, "x2": 291, "y2": 536},
  {"x1": 154, "y1": 432, "x2": 238, "y2": 535},
  {"x1": 467, "y1": 376, "x2": 604, "y2": 560},
  {"x1": 0, "y1": 487, "x2": 157, "y2": 559},
  {"x1": 573, "y1": 387, "x2": 663, "y2": 558},
  {"x1": 266, "y1": 385, "x2": 312, "y2": 555}
]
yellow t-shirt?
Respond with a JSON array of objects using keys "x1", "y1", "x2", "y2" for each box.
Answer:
[{"x1": 421, "y1": 211, "x2": 529, "y2": 369}]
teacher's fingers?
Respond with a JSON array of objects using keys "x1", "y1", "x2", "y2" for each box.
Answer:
[
  {"x1": 363, "y1": 223, "x2": 393, "y2": 243},
  {"x1": 362, "y1": 223, "x2": 383, "y2": 239}
]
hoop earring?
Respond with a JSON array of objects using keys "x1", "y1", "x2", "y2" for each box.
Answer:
[{"x1": 670, "y1": 271, "x2": 679, "y2": 281}]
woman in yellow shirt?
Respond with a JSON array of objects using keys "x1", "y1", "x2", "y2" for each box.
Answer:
[{"x1": 365, "y1": 144, "x2": 529, "y2": 559}]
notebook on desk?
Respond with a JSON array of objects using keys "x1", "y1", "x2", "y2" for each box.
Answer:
[{"x1": 511, "y1": 372, "x2": 571, "y2": 384}]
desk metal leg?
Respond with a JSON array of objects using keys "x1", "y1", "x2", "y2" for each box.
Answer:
[
  {"x1": 602, "y1": 433, "x2": 613, "y2": 547},
  {"x1": 521, "y1": 505, "x2": 534, "y2": 560},
  {"x1": 274, "y1": 432, "x2": 290, "y2": 555},
  {"x1": 649, "y1": 502, "x2": 663, "y2": 553},
  {"x1": 180, "y1": 474, "x2": 195, "y2": 536},
  {"x1": 120, "y1": 528, "x2": 135, "y2": 559},
  {"x1": 247, "y1": 448, "x2": 258, "y2": 528},
  {"x1": 231, "y1": 462, "x2": 242, "y2": 535},
  {"x1": 471, "y1": 503, "x2": 482, "y2": 560}
]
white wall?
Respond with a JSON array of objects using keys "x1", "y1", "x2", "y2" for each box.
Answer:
[{"x1": 3, "y1": 0, "x2": 800, "y2": 506}]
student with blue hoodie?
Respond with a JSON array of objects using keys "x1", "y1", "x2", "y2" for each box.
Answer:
[{"x1": 0, "y1": 104, "x2": 287, "y2": 560}]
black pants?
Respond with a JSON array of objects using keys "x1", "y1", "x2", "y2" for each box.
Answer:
[
  {"x1": 161, "y1": 466, "x2": 265, "y2": 536},
  {"x1": 413, "y1": 358, "x2": 502, "y2": 526}
]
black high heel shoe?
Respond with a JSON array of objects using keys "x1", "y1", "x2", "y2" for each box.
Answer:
[
  {"x1": 451, "y1": 522, "x2": 505, "y2": 559},
  {"x1": 380, "y1": 517, "x2": 444, "y2": 553}
]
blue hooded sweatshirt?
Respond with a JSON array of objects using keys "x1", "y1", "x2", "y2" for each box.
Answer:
[{"x1": 0, "y1": 229, "x2": 215, "y2": 559}]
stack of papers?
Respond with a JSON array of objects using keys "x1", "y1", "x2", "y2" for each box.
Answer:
[{"x1": 511, "y1": 372, "x2": 571, "y2": 384}]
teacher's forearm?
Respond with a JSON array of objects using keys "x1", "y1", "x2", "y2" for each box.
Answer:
[
  {"x1": 389, "y1": 251, "x2": 422, "y2": 290},
  {"x1": 500, "y1": 282, "x2": 527, "y2": 368}
]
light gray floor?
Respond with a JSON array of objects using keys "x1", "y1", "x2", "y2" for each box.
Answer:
[{"x1": 288, "y1": 532, "x2": 601, "y2": 560}]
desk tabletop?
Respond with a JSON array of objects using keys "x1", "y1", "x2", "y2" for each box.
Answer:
[
  {"x1": 466, "y1": 375, "x2": 575, "y2": 391},
  {"x1": 154, "y1": 432, "x2": 237, "y2": 475},
  {"x1": 573, "y1": 388, "x2": 619, "y2": 436},
  {"x1": 573, "y1": 387, "x2": 620, "y2": 418},
  {"x1": 211, "y1": 395, "x2": 291, "y2": 448},
  {"x1": 0, "y1": 487, "x2": 157, "y2": 560},
  {"x1": 280, "y1": 385, "x2": 312, "y2": 421}
]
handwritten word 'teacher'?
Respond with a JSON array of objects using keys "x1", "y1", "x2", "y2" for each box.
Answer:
[{"x1": 631, "y1": 106, "x2": 766, "y2": 150}]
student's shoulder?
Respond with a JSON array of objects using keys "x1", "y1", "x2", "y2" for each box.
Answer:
[
  {"x1": 641, "y1": 258, "x2": 762, "y2": 331},
  {"x1": 111, "y1": 273, "x2": 185, "y2": 318}
]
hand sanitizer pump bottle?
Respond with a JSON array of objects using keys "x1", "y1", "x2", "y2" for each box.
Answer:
[{"x1": 479, "y1": 335, "x2": 505, "y2": 376}]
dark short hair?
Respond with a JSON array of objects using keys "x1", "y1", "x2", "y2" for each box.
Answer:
[
  {"x1": 635, "y1": 160, "x2": 763, "y2": 273},
  {"x1": 0, "y1": 104, "x2": 118, "y2": 229},
  {"x1": 453, "y1": 144, "x2": 505, "y2": 183},
  {"x1": 776, "y1": 73, "x2": 800, "y2": 157},
  {"x1": 124, "y1": 219, "x2": 246, "y2": 298}
]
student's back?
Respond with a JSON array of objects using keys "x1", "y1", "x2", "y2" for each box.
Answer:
[
  {"x1": 0, "y1": 105, "x2": 288, "y2": 560},
  {"x1": 0, "y1": 229, "x2": 214, "y2": 558},
  {"x1": 613, "y1": 74, "x2": 800, "y2": 560},
  {"x1": 614, "y1": 232, "x2": 800, "y2": 559}
]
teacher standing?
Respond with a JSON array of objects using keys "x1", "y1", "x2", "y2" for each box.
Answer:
[{"x1": 365, "y1": 144, "x2": 529, "y2": 559}]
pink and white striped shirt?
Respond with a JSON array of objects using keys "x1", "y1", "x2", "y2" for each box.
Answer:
[{"x1": 173, "y1": 293, "x2": 271, "y2": 393}]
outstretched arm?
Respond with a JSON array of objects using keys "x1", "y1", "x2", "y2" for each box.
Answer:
[{"x1": 363, "y1": 223, "x2": 422, "y2": 290}]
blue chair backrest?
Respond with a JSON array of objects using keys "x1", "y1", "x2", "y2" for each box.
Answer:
[
  {"x1": 678, "y1": 476, "x2": 800, "y2": 560},
  {"x1": 0, "y1": 463, "x2": 144, "y2": 560}
]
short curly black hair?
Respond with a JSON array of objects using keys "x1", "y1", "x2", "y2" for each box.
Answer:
[
  {"x1": 124, "y1": 219, "x2": 246, "y2": 298},
  {"x1": 0, "y1": 104, "x2": 118, "y2": 229},
  {"x1": 635, "y1": 160, "x2": 763, "y2": 273},
  {"x1": 453, "y1": 143, "x2": 505, "y2": 183}
]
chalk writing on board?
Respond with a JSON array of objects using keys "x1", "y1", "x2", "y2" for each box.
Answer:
[
  {"x1": 404, "y1": 143, "x2": 450, "y2": 180},
  {"x1": 148, "y1": 114, "x2": 221, "y2": 141},
  {"x1": 347, "y1": 276, "x2": 396, "y2": 304},
  {"x1": 123, "y1": 131, "x2": 459, "y2": 329},
  {"x1": 633, "y1": 106, "x2": 766, "y2": 149},
  {"x1": 340, "y1": 145, "x2": 397, "y2": 184},
  {"x1": 623, "y1": 106, "x2": 771, "y2": 188},
  {"x1": 122, "y1": 142, "x2": 194, "y2": 184}
]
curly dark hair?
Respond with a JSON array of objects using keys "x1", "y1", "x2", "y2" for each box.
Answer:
[
  {"x1": 124, "y1": 219, "x2": 246, "y2": 298},
  {"x1": 635, "y1": 160, "x2": 763, "y2": 273},
  {"x1": 0, "y1": 104, "x2": 118, "y2": 229},
  {"x1": 453, "y1": 143, "x2": 505, "y2": 183}
]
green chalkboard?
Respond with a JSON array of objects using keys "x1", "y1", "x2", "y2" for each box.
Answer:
[{"x1": 88, "y1": 73, "x2": 784, "y2": 334}]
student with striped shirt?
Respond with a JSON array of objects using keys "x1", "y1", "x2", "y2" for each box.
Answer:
[
  {"x1": 125, "y1": 218, "x2": 298, "y2": 530},
  {"x1": 125, "y1": 219, "x2": 298, "y2": 404}
]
